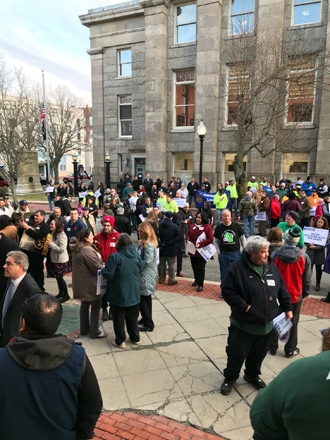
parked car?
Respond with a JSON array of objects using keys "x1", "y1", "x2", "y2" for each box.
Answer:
[
  {"x1": 0, "y1": 176, "x2": 9, "y2": 187},
  {"x1": 79, "y1": 173, "x2": 88, "y2": 180},
  {"x1": 63, "y1": 173, "x2": 75, "y2": 184}
]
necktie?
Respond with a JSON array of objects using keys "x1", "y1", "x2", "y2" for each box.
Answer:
[{"x1": 2, "y1": 281, "x2": 14, "y2": 326}]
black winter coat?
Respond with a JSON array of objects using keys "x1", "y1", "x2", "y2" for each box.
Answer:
[
  {"x1": 222, "y1": 250, "x2": 292, "y2": 326},
  {"x1": 159, "y1": 218, "x2": 181, "y2": 257}
]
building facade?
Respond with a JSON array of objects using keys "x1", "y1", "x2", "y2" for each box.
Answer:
[{"x1": 80, "y1": 0, "x2": 330, "y2": 188}]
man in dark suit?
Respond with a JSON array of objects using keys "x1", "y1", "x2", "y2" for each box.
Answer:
[
  {"x1": 0, "y1": 251, "x2": 41, "y2": 346},
  {"x1": 19, "y1": 210, "x2": 50, "y2": 290},
  {"x1": 0, "y1": 234, "x2": 20, "y2": 301}
]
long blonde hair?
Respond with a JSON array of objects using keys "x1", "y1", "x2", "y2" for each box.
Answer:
[
  {"x1": 145, "y1": 210, "x2": 159, "y2": 228},
  {"x1": 138, "y1": 222, "x2": 158, "y2": 248}
]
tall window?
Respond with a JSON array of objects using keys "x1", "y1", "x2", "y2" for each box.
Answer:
[
  {"x1": 231, "y1": 0, "x2": 254, "y2": 35},
  {"x1": 175, "y1": 70, "x2": 195, "y2": 128},
  {"x1": 287, "y1": 56, "x2": 315, "y2": 123},
  {"x1": 118, "y1": 49, "x2": 132, "y2": 77},
  {"x1": 227, "y1": 64, "x2": 250, "y2": 125},
  {"x1": 119, "y1": 95, "x2": 132, "y2": 137},
  {"x1": 176, "y1": 4, "x2": 196, "y2": 43},
  {"x1": 89, "y1": 116, "x2": 93, "y2": 126},
  {"x1": 293, "y1": 0, "x2": 321, "y2": 26}
]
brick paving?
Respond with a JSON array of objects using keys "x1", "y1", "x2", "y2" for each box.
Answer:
[{"x1": 94, "y1": 412, "x2": 225, "y2": 440}]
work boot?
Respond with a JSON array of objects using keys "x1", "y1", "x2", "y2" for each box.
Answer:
[
  {"x1": 220, "y1": 379, "x2": 236, "y2": 395},
  {"x1": 321, "y1": 293, "x2": 330, "y2": 303},
  {"x1": 315, "y1": 284, "x2": 320, "y2": 291}
]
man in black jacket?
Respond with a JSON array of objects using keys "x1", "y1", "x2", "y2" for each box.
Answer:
[
  {"x1": 187, "y1": 178, "x2": 199, "y2": 207},
  {"x1": 114, "y1": 207, "x2": 132, "y2": 235},
  {"x1": 0, "y1": 251, "x2": 41, "y2": 347},
  {"x1": 158, "y1": 212, "x2": 181, "y2": 285},
  {"x1": 220, "y1": 236, "x2": 293, "y2": 396},
  {"x1": 19, "y1": 210, "x2": 50, "y2": 290},
  {"x1": 0, "y1": 293, "x2": 102, "y2": 440}
]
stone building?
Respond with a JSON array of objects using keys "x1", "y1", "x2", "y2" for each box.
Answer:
[{"x1": 80, "y1": 0, "x2": 330, "y2": 188}]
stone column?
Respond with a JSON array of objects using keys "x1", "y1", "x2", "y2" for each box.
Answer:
[
  {"x1": 87, "y1": 48, "x2": 105, "y2": 187},
  {"x1": 194, "y1": 0, "x2": 222, "y2": 187},
  {"x1": 16, "y1": 151, "x2": 43, "y2": 195},
  {"x1": 140, "y1": 0, "x2": 169, "y2": 180}
]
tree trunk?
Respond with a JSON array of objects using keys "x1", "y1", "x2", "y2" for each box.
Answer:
[
  {"x1": 53, "y1": 161, "x2": 59, "y2": 184},
  {"x1": 9, "y1": 171, "x2": 18, "y2": 205},
  {"x1": 233, "y1": 154, "x2": 247, "y2": 202}
]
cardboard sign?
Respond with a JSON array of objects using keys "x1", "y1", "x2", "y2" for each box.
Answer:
[
  {"x1": 173, "y1": 198, "x2": 187, "y2": 208},
  {"x1": 255, "y1": 211, "x2": 267, "y2": 221},
  {"x1": 45, "y1": 186, "x2": 54, "y2": 193},
  {"x1": 97, "y1": 270, "x2": 107, "y2": 296},
  {"x1": 19, "y1": 231, "x2": 51, "y2": 256},
  {"x1": 303, "y1": 227, "x2": 329, "y2": 247}
]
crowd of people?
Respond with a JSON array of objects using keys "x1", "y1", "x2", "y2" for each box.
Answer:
[{"x1": 0, "y1": 171, "x2": 330, "y2": 439}]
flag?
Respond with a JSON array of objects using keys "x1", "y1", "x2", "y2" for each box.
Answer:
[{"x1": 40, "y1": 104, "x2": 46, "y2": 140}]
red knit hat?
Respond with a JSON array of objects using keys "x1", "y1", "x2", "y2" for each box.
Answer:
[{"x1": 102, "y1": 216, "x2": 115, "y2": 227}]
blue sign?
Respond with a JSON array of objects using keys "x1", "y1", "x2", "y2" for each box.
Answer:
[{"x1": 195, "y1": 190, "x2": 231, "y2": 209}]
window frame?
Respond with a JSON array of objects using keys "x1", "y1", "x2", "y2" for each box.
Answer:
[
  {"x1": 226, "y1": 63, "x2": 251, "y2": 127},
  {"x1": 175, "y1": 3, "x2": 197, "y2": 45},
  {"x1": 118, "y1": 49, "x2": 132, "y2": 78},
  {"x1": 173, "y1": 70, "x2": 195, "y2": 130},
  {"x1": 292, "y1": 0, "x2": 322, "y2": 27},
  {"x1": 230, "y1": 0, "x2": 255, "y2": 35},
  {"x1": 118, "y1": 95, "x2": 132, "y2": 138},
  {"x1": 285, "y1": 55, "x2": 317, "y2": 125}
]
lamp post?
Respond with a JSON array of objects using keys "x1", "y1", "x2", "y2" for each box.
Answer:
[
  {"x1": 197, "y1": 120, "x2": 206, "y2": 188},
  {"x1": 45, "y1": 158, "x2": 49, "y2": 183},
  {"x1": 105, "y1": 152, "x2": 111, "y2": 189},
  {"x1": 72, "y1": 153, "x2": 79, "y2": 197}
]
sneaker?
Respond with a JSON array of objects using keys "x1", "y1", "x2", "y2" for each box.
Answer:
[
  {"x1": 315, "y1": 284, "x2": 320, "y2": 291},
  {"x1": 285, "y1": 348, "x2": 300, "y2": 358},
  {"x1": 112, "y1": 341, "x2": 126, "y2": 349},
  {"x1": 177, "y1": 273, "x2": 184, "y2": 277},
  {"x1": 131, "y1": 340, "x2": 140, "y2": 345},
  {"x1": 268, "y1": 348, "x2": 277, "y2": 356},
  {"x1": 220, "y1": 379, "x2": 236, "y2": 395},
  {"x1": 244, "y1": 374, "x2": 267, "y2": 390}
]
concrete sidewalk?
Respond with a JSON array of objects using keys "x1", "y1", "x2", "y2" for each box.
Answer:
[{"x1": 44, "y1": 277, "x2": 330, "y2": 440}]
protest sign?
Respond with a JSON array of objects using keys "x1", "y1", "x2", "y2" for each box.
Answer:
[
  {"x1": 303, "y1": 227, "x2": 329, "y2": 247},
  {"x1": 195, "y1": 190, "x2": 231, "y2": 209},
  {"x1": 195, "y1": 232, "x2": 217, "y2": 261},
  {"x1": 97, "y1": 270, "x2": 108, "y2": 296},
  {"x1": 94, "y1": 190, "x2": 101, "y2": 199},
  {"x1": 255, "y1": 211, "x2": 267, "y2": 221},
  {"x1": 173, "y1": 198, "x2": 186, "y2": 208},
  {"x1": 273, "y1": 312, "x2": 293, "y2": 344},
  {"x1": 45, "y1": 186, "x2": 54, "y2": 193},
  {"x1": 78, "y1": 191, "x2": 88, "y2": 198},
  {"x1": 19, "y1": 231, "x2": 51, "y2": 256}
]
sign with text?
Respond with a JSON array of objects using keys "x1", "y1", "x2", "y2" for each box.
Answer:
[
  {"x1": 303, "y1": 227, "x2": 329, "y2": 247},
  {"x1": 255, "y1": 211, "x2": 267, "y2": 221},
  {"x1": 173, "y1": 198, "x2": 187, "y2": 208},
  {"x1": 195, "y1": 190, "x2": 231, "y2": 209},
  {"x1": 19, "y1": 231, "x2": 51, "y2": 256}
]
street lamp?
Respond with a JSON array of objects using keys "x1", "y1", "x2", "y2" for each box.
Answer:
[
  {"x1": 197, "y1": 120, "x2": 206, "y2": 189},
  {"x1": 105, "y1": 152, "x2": 111, "y2": 189},
  {"x1": 44, "y1": 158, "x2": 49, "y2": 183},
  {"x1": 72, "y1": 153, "x2": 79, "y2": 197}
]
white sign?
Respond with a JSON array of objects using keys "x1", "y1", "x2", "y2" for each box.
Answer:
[
  {"x1": 97, "y1": 270, "x2": 107, "y2": 296},
  {"x1": 186, "y1": 240, "x2": 196, "y2": 255},
  {"x1": 156, "y1": 203, "x2": 163, "y2": 210},
  {"x1": 139, "y1": 214, "x2": 147, "y2": 222},
  {"x1": 173, "y1": 198, "x2": 187, "y2": 208},
  {"x1": 79, "y1": 191, "x2": 88, "y2": 198},
  {"x1": 94, "y1": 190, "x2": 101, "y2": 199},
  {"x1": 303, "y1": 227, "x2": 329, "y2": 247},
  {"x1": 255, "y1": 211, "x2": 267, "y2": 221},
  {"x1": 309, "y1": 207, "x2": 316, "y2": 217},
  {"x1": 45, "y1": 186, "x2": 54, "y2": 193},
  {"x1": 195, "y1": 232, "x2": 217, "y2": 261},
  {"x1": 273, "y1": 312, "x2": 293, "y2": 344}
]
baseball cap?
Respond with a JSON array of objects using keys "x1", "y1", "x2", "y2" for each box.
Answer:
[
  {"x1": 164, "y1": 211, "x2": 174, "y2": 218},
  {"x1": 82, "y1": 206, "x2": 89, "y2": 211},
  {"x1": 19, "y1": 200, "x2": 28, "y2": 206},
  {"x1": 284, "y1": 226, "x2": 301, "y2": 246},
  {"x1": 3, "y1": 196, "x2": 8, "y2": 200}
]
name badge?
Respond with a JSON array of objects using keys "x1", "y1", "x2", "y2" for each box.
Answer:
[
  {"x1": 301, "y1": 202, "x2": 304, "y2": 204},
  {"x1": 199, "y1": 227, "x2": 204, "y2": 230},
  {"x1": 110, "y1": 242, "x2": 116, "y2": 247},
  {"x1": 67, "y1": 228, "x2": 71, "y2": 231},
  {"x1": 267, "y1": 280, "x2": 275, "y2": 286},
  {"x1": 36, "y1": 226, "x2": 40, "y2": 230}
]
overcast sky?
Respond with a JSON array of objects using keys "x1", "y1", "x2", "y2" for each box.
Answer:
[{"x1": 0, "y1": 0, "x2": 122, "y2": 105}]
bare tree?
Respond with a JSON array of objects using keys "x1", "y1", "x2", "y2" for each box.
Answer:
[
  {"x1": 0, "y1": 57, "x2": 39, "y2": 203},
  {"x1": 222, "y1": 25, "x2": 327, "y2": 199},
  {"x1": 38, "y1": 86, "x2": 82, "y2": 184}
]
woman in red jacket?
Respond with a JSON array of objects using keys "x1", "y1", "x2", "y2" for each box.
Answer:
[
  {"x1": 186, "y1": 213, "x2": 214, "y2": 292},
  {"x1": 270, "y1": 194, "x2": 281, "y2": 227}
]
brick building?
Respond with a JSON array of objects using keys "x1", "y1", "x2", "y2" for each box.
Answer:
[{"x1": 80, "y1": 0, "x2": 330, "y2": 187}]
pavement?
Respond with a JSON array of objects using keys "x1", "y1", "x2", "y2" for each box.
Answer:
[{"x1": 44, "y1": 274, "x2": 330, "y2": 440}]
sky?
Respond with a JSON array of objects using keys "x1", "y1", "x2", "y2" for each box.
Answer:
[{"x1": 0, "y1": 0, "x2": 122, "y2": 105}]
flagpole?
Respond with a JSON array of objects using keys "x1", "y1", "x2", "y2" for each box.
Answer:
[{"x1": 42, "y1": 70, "x2": 51, "y2": 183}]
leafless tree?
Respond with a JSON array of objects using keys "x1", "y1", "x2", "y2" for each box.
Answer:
[
  {"x1": 0, "y1": 57, "x2": 39, "y2": 204},
  {"x1": 222, "y1": 23, "x2": 327, "y2": 199}
]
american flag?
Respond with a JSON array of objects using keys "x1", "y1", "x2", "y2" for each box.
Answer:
[{"x1": 40, "y1": 104, "x2": 46, "y2": 140}]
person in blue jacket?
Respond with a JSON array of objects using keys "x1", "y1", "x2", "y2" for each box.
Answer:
[{"x1": 301, "y1": 176, "x2": 317, "y2": 197}]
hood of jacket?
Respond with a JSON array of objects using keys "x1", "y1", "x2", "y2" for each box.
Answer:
[
  {"x1": 244, "y1": 195, "x2": 253, "y2": 201},
  {"x1": 273, "y1": 245, "x2": 302, "y2": 264},
  {"x1": 7, "y1": 334, "x2": 76, "y2": 371},
  {"x1": 119, "y1": 244, "x2": 138, "y2": 258}
]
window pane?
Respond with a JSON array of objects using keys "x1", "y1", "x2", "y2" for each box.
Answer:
[
  {"x1": 177, "y1": 4, "x2": 196, "y2": 25},
  {"x1": 176, "y1": 84, "x2": 195, "y2": 106},
  {"x1": 177, "y1": 23, "x2": 196, "y2": 43},
  {"x1": 120, "y1": 105, "x2": 132, "y2": 119},
  {"x1": 120, "y1": 63, "x2": 132, "y2": 76},
  {"x1": 293, "y1": 3, "x2": 320, "y2": 25},
  {"x1": 120, "y1": 50, "x2": 131, "y2": 63},
  {"x1": 232, "y1": 0, "x2": 254, "y2": 15},
  {"x1": 121, "y1": 121, "x2": 132, "y2": 136},
  {"x1": 231, "y1": 12, "x2": 254, "y2": 34}
]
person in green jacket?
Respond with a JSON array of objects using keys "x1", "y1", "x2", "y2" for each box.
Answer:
[
  {"x1": 277, "y1": 211, "x2": 304, "y2": 248},
  {"x1": 101, "y1": 233, "x2": 144, "y2": 349},
  {"x1": 250, "y1": 329, "x2": 330, "y2": 440},
  {"x1": 122, "y1": 183, "x2": 134, "y2": 201},
  {"x1": 227, "y1": 180, "x2": 238, "y2": 218},
  {"x1": 213, "y1": 189, "x2": 228, "y2": 225},
  {"x1": 161, "y1": 194, "x2": 178, "y2": 213},
  {"x1": 247, "y1": 176, "x2": 259, "y2": 191},
  {"x1": 156, "y1": 191, "x2": 167, "y2": 207}
]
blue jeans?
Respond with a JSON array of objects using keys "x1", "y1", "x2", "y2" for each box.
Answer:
[
  {"x1": 47, "y1": 195, "x2": 55, "y2": 210},
  {"x1": 218, "y1": 251, "x2": 241, "y2": 284},
  {"x1": 216, "y1": 209, "x2": 225, "y2": 225},
  {"x1": 243, "y1": 215, "x2": 255, "y2": 237},
  {"x1": 230, "y1": 198, "x2": 237, "y2": 216}
]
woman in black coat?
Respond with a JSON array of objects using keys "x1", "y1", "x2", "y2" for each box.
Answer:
[{"x1": 173, "y1": 213, "x2": 188, "y2": 277}]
